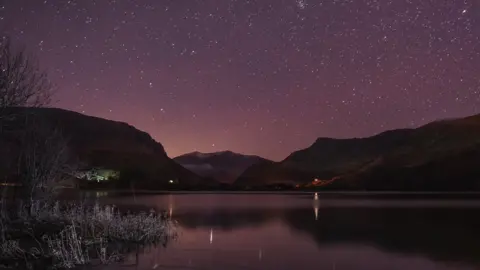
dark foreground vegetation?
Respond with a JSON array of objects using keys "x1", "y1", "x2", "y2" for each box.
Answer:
[
  {"x1": 0, "y1": 199, "x2": 174, "y2": 269},
  {"x1": 0, "y1": 37, "x2": 175, "y2": 269}
]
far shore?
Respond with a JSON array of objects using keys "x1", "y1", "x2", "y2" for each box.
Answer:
[{"x1": 77, "y1": 189, "x2": 480, "y2": 199}]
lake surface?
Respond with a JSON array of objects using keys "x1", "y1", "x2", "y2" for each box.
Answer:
[{"x1": 94, "y1": 193, "x2": 480, "y2": 270}]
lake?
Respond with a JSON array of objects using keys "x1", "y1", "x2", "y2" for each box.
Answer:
[{"x1": 92, "y1": 193, "x2": 480, "y2": 270}]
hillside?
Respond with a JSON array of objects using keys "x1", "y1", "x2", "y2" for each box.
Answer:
[
  {"x1": 236, "y1": 114, "x2": 480, "y2": 191},
  {"x1": 0, "y1": 107, "x2": 203, "y2": 188},
  {"x1": 174, "y1": 151, "x2": 270, "y2": 184}
]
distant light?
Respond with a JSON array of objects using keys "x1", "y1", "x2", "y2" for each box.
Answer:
[{"x1": 169, "y1": 180, "x2": 174, "y2": 184}]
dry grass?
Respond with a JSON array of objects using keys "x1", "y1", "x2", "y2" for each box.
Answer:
[{"x1": 0, "y1": 200, "x2": 176, "y2": 269}]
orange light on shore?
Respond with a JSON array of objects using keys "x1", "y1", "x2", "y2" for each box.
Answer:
[{"x1": 0, "y1": 183, "x2": 19, "y2": 187}]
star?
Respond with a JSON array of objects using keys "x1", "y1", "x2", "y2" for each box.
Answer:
[
  {"x1": 2, "y1": 0, "x2": 479, "y2": 160},
  {"x1": 296, "y1": 0, "x2": 307, "y2": 10}
]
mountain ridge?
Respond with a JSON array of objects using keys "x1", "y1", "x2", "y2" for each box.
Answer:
[
  {"x1": 236, "y1": 113, "x2": 480, "y2": 190},
  {"x1": 0, "y1": 107, "x2": 204, "y2": 188}
]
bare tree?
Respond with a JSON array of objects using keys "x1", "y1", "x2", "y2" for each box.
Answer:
[
  {"x1": 0, "y1": 36, "x2": 77, "y2": 212},
  {"x1": 17, "y1": 115, "x2": 77, "y2": 205},
  {"x1": 0, "y1": 36, "x2": 52, "y2": 121},
  {"x1": 0, "y1": 35, "x2": 68, "y2": 201}
]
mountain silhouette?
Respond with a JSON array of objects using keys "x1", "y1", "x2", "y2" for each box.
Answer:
[
  {"x1": 236, "y1": 114, "x2": 480, "y2": 191},
  {"x1": 0, "y1": 107, "x2": 203, "y2": 188}
]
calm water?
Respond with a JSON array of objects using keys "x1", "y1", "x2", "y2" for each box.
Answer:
[{"x1": 94, "y1": 193, "x2": 480, "y2": 270}]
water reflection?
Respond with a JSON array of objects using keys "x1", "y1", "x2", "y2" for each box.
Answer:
[
  {"x1": 100, "y1": 194, "x2": 480, "y2": 270},
  {"x1": 180, "y1": 208, "x2": 479, "y2": 264},
  {"x1": 209, "y1": 228, "x2": 213, "y2": 244},
  {"x1": 168, "y1": 194, "x2": 174, "y2": 218},
  {"x1": 80, "y1": 190, "x2": 111, "y2": 199}
]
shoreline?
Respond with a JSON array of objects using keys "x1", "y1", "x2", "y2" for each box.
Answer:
[{"x1": 78, "y1": 189, "x2": 480, "y2": 199}]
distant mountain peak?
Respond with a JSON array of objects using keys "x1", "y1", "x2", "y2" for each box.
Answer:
[
  {"x1": 179, "y1": 150, "x2": 254, "y2": 160},
  {"x1": 174, "y1": 151, "x2": 270, "y2": 184},
  {"x1": 189, "y1": 151, "x2": 214, "y2": 159}
]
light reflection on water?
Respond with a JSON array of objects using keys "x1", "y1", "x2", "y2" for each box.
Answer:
[{"x1": 96, "y1": 193, "x2": 480, "y2": 270}]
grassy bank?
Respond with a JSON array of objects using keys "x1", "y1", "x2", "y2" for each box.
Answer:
[{"x1": 0, "y1": 200, "x2": 176, "y2": 269}]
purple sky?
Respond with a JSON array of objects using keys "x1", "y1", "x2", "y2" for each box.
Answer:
[{"x1": 2, "y1": 0, "x2": 479, "y2": 160}]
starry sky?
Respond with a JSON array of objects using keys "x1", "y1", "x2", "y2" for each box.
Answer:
[{"x1": 1, "y1": 0, "x2": 479, "y2": 160}]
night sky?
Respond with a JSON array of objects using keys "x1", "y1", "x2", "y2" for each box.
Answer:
[{"x1": 2, "y1": 0, "x2": 479, "y2": 160}]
